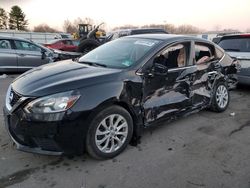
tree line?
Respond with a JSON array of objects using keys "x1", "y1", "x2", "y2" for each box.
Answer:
[
  {"x1": 1, "y1": 5, "x2": 246, "y2": 34},
  {"x1": 0, "y1": 6, "x2": 28, "y2": 30}
]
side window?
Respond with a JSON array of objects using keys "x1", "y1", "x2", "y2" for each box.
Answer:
[
  {"x1": 154, "y1": 42, "x2": 190, "y2": 69},
  {"x1": 14, "y1": 40, "x2": 41, "y2": 52},
  {"x1": 0, "y1": 40, "x2": 12, "y2": 49},
  {"x1": 195, "y1": 43, "x2": 215, "y2": 64}
]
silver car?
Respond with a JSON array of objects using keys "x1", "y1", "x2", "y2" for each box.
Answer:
[
  {"x1": 0, "y1": 36, "x2": 54, "y2": 72},
  {"x1": 218, "y1": 34, "x2": 250, "y2": 85}
]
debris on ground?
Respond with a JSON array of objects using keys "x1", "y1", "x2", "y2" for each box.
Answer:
[
  {"x1": 0, "y1": 74, "x2": 7, "y2": 79},
  {"x1": 230, "y1": 112, "x2": 235, "y2": 116}
]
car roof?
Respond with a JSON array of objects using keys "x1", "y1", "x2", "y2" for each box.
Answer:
[
  {"x1": 0, "y1": 35, "x2": 31, "y2": 42},
  {"x1": 220, "y1": 33, "x2": 250, "y2": 39},
  {"x1": 0, "y1": 35, "x2": 52, "y2": 51},
  {"x1": 130, "y1": 28, "x2": 167, "y2": 32},
  {"x1": 125, "y1": 34, "x2": 212, "y2": 43}
]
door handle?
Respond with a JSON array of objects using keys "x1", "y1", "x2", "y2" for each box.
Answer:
[{"x1": 18, "y1": 53, "x2": 25, "y2": 57}]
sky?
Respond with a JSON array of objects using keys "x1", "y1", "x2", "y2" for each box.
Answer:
[{"x1": 1, "y1": 0, "x2": 250, "y2": 32}]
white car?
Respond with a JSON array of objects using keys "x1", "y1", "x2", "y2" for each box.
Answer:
[{"x1": 218, "y1": 34, "x2": 250, "y2": 85}]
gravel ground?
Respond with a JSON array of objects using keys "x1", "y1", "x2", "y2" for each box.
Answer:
[{"x1": 0, "y1": 75, "x2": 250, "y2": 188}]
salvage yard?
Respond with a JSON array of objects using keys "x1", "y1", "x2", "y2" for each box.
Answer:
[{"x1": 0, "y1": 75, "x2": 250, "y2": 188}]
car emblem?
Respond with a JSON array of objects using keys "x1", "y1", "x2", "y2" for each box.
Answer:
[{"x1": 9, "y1": 91, "x2": 14, "y2": 103}]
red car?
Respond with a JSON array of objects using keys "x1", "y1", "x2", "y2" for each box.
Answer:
[{"x1": 44, "y1": 39, "x2": 79, "y2": 52}]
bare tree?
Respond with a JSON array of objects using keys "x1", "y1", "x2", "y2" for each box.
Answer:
[
  {"x1": 221, "y1": 28, "x2": 239, "y2": 33},
  {"x1": 63, "y1": 19, "x2": 77, "y2": 33},
  {"x1": 175, "y1": 25, "x2": 201, "y2": 34},
  {"x1": 63, "y1": 17, "x2": 95, "y2": 33},
  {"x1": 113, "y1": 24, "x2": 138, "y2": 30},
  {"x1": 84, "y1": 17, "x2": 94, "y2": 25},
  {"x1": 33, "y1": 24, "x2": 59, "y2": 33},
  {"x1": 164, "y1": 24, "x2": 176, "y2": 33},
  {"x1": 73, "y1": 17, "x2": 94, "y2": 27},
  {"x1": 112, "y1": 23, "x2": 202, "y2": 34}
]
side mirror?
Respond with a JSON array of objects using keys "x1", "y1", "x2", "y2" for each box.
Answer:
[{"x1": 151, "y1": 63, "x2": 168, "y2": 76}]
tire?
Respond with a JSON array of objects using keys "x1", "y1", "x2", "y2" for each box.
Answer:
[
  {"x1": 86, "y1": 105, "x2": 133, "y2": 159},
  {"x1": 77, "y1": 38, "x2": 100, "y2": 54},
  {"x1": 210, "y1": 82, "x2": 230, "y2": 112}
]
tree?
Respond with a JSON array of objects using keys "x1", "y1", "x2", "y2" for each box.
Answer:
[
  {"x1": 9, "y1": 5, "x2": 28, "y2": 30},
  {"x1": 63, "y1": 17, "x2": 97, "y2": 33},
  {"x1": 0, "y1": 7, "x2": 8, "y2": 29},
  {"x1": 33, "y1": 24, "x2": 59, "y2": 33},
  {"x1": 175, "y1": 25, "x2": 201, "y2": 34},
  {"x1": 63, "y1": 19, "x2": 77, "y2": 33}
]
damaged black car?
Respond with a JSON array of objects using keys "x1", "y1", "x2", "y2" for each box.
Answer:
[{"x1": 3, "y1": 34, "x2": 238, "y2": 159}]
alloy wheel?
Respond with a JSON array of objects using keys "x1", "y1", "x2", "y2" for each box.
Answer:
[
  {"x1": 216, "y1": 85, "x2": 228, "y2": 109},
  {"x1": 95, "y1": 114, "x2": 128, "y2": 153}
]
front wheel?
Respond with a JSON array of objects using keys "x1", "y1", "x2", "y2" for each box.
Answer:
[
  {"x1": 86, "y1": 106, "x2": 133, "y2": 159},
  {"x1": 210, "y1": 82, "x2": 230, "y2": 112}
]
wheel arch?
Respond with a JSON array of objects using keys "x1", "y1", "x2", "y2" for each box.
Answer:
[{"x1": 87, "y1": 99, "x2": 143, "y2": 145}]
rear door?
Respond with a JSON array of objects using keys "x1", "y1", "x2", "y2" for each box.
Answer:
[
  {"x1": 14, "y1": 40, "x2": 48, "y2": 71},
  {"x1": 0, "y1": 39, "x2": 18, "y2": 72},
  {"x1": 190, "y1": 41, "x2": 220, "y2": 108}
]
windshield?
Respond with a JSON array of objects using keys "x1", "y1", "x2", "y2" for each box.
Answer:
[
  {"x1": 79, "y1": 38, "x2": 160, "y2": 69},
  {"x1": 218, "y1": 37, "x2": 250, "y2": 52}
]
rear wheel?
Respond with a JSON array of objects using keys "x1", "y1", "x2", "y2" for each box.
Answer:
[
  {"x1": 86, "y1": 105, "x2": 133, "y2": 159},
  {"x1": 210, "y1": 82, "x2": 230, "y2": 112}
]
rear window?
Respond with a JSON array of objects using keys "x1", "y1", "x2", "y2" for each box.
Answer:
[
  {"x1": 0, "y1": 39, "x2": 11, "y2": 49},
  {"x1": 218, "y1": 37, "x2": 250, "y2": 52}
]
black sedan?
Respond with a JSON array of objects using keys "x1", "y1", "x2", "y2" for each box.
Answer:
[{"x1": 3, "y1": 34, "x2": 238, "y2": 159}]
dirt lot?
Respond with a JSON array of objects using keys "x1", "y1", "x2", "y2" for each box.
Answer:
[{"x1": 0, "y1": 75, "x2": 250, "y2": 188}]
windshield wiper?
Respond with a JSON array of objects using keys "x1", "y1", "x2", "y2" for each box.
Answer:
[
  {"x1": 224, "y1": 49, "x2": 240, "y2": 52},
  {"x1": 79, "y1": 61, "x2": 107, "y2": 67}
]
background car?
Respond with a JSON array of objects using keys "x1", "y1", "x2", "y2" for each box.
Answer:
[
  {"x1": 217, "y1": 34, "x2": 250, "y2": 85},
  {"x1": 44, "y1": 39, "x2": 79, "y2": 52},
  {"x1": 108, "y1": 28, "x2": 168, "y2": 41},
  {"x1": 4, "y1": 34, "x2": 238, "y2": 159},
  {"x1": 0, "y1": 36, "x2": 54, "y2": 72},
  {"x1": 77, "y1": 27, "x2": 168, "y2": 53}
]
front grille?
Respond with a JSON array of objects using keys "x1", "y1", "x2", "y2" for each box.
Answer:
[{"x1": 10, "y1": 88, "x2": 22, "y2": 107}]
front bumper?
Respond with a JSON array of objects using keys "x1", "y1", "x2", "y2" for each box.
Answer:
[{"x1": 3, "y1": 106, "x2": 88, "y2": 156}]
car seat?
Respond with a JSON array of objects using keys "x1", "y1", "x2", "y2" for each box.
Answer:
[{"x1": 166, "y1": 50, "x2": 180, "y2": 69}]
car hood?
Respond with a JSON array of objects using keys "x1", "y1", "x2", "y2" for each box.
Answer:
[{"x1": 12, "y1": 60, "x2": 122, "y2": 97}]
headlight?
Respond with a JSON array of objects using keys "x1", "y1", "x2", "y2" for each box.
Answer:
[{"x1": 24, "y1": 91, "x2": 80, "y2": 114}]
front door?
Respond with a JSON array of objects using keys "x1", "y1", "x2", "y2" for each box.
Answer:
[
  {"x1": 142, "y1": 41, "x2": 194, "y2": 125},
  {"x1": 14, "y1": 40, "x2": 48, "y2": 71}
]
